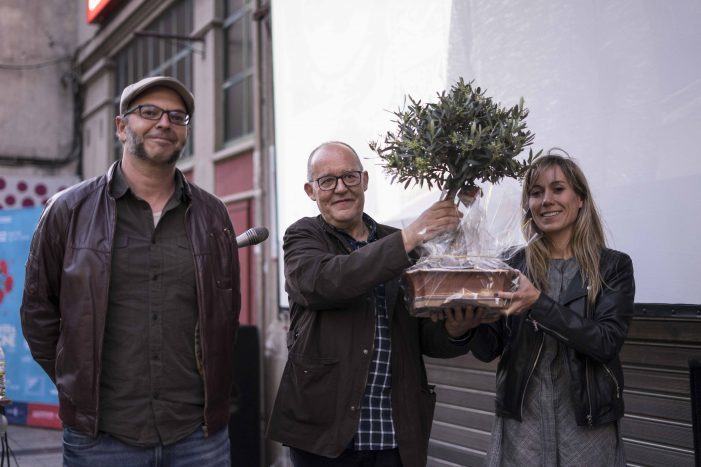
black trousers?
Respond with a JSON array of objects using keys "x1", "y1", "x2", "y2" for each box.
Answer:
[{"x1": 289, "y1": 446, "x2": 402, "y2": 467}]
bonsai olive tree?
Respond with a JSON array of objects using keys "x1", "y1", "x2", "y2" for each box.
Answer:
[{"x1": 370, "y1": 78, "x2": 539, "y2": 202}]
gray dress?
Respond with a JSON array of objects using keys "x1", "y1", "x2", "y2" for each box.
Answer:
[{"x1": 486, "y1": 258, "x2": 626, "y2": 466}]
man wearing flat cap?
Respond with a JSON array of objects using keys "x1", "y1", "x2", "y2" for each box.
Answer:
[{"x1": 21, "y1": 76, "x2": 241, "y2": 466}]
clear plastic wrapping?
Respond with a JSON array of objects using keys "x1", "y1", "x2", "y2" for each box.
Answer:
[{"x1": 403, "y1": 182, "x2": 531, "y2": 318}]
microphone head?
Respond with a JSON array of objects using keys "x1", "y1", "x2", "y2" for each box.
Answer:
[
  {"x1": 249, "y1": 227, "x2": 269, "y2": 243},
  {"x1": 236, "y1": 226, "x2": 270, "y2": 247}
]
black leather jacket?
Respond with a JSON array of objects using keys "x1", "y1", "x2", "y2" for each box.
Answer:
[{"x1": 470, "y1": 248, "x2": 635, "y2": 427}]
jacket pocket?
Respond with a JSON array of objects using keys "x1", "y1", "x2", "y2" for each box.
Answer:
[
  {"x1": 209, "y1": 229, "x2": 234, "y2": 289},
  {"x1": 601, "y1": 363, "x2": 621, "y2": 400},
  {"x1": 54, "y1": 341, "x2": 64, "y2": 382},
  {"x1": 418, "y1": 385, "x2": 437, "y2": 438},
  {"x1": 591, "y1": 361, "x2": 623, "y2": 420},
  {"x1": 54, "y1": 332, "x2": 75, "y2": 398},
  {"x1": 279, "y1": 353, "x2": 339, "y2": 426}
]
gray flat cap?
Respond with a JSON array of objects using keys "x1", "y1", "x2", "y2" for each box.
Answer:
[{"x1": 119, "y1": 76, "x2": 194, "y2": 116}]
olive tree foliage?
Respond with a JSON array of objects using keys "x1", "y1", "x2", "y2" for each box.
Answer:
[{"x1": 370, "y1": 78, "x2": 540, "y2": 200}]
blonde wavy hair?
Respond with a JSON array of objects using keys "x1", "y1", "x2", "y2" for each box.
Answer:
[{"x1": 521, "y1": 151, "x2": 606, "y2": 305}]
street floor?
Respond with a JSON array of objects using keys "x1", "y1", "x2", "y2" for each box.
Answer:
[{"x1": 5, "y1": 424, "x2": 62, "y2": 467}]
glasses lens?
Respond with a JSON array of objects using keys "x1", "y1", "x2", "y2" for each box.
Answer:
[
  {"x1": 342, "y1": 172, "x2": 361, "y2": 186},
  {"x1": 139, "y1": 105, "x2": 162, "y2": 120},
  {"x1": 318, "y1": 176, "x2": 337, "y2": 191},
  {"x1": 168, "y1": 111, "x2": 189, "y2": 125}
]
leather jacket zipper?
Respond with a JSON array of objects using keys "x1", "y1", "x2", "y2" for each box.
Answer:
[
  {"x1": 584, "y1": 300, "x2": 594, "y2": 425},
  {"x1": 520, "y1": 324, "x2": 544, "y2": 420},
  {"x1": 532, "y1": 316, "x2": 594, "y2": 424},
  {"x1": 186, "y1": 205, "x2": 208, "y2": 436},
  {"x1": 585, "y1": 361, "x2": 594, "y2": 425},
  {"x1": 529, "y1": 318, "x2": 569, "y2": 343},
  {"x1": 602, "y1": 363, "x2": 621, "y2": 399}
]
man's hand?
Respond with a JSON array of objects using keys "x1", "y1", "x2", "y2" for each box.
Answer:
[
  {"x1": 496, "y1": 272, "x2": 541, "y2": 316},
  {"x1": 402, "y1": 200, "x2": 462, "y2": 252},
  {"x1": 430, "y1": 306, "x2": 493, "y2": 338}
]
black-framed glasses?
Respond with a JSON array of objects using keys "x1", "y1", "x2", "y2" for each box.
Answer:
[
  {"x1": 123, "y1": 104, "x2": 190, "y2": 126},
  {"x1": 313, "y1": 171, "x2": 363, "y2": 191}
]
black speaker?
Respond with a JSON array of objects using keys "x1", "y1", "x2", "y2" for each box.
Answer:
[
  {"x1": 689, "y1": 358, "x2": 701, "y2": 467},
  {"x1": 229, "y1": 325, "x2": 261, "y2": 467}
]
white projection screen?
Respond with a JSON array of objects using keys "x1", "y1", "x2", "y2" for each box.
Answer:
[{"x1": 271, "y1": 0, "x2": 701, "y2": 307}]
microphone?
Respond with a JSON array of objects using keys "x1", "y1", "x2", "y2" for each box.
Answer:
[{"x1": 235, "y1": 227, "x2": 270, "y2": 248}]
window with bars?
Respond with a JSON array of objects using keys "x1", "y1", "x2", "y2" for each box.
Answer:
[
  {"x1": 222, "y1": 0, "x2": 254, "y2": 145},
  {"x1": 112, "y1": 0, "x2": 194, "y2": 160}
]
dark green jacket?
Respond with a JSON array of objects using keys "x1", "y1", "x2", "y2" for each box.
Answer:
[{"x1": 267, "y1": 215, "x2": 469, "y2": 466}]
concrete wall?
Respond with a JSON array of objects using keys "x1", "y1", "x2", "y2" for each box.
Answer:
[{"x1": 0, "y1": 0, "x2": 80, "y2": 177}]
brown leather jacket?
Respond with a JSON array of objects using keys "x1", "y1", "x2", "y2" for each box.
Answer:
[
  {"x1": 267, "y1": 215, "x2": 469, "y2": 467},
  {"x1": 20, "y1": 162, "x2": 241, "y2": 437}
]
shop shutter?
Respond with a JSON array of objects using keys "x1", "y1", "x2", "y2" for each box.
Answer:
[{"x1": 426, "y1": 309, "x2": 700, "y2": 466}]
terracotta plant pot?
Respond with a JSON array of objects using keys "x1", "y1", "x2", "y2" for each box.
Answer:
[{"x1": 403, "y1": 267, "x2": 518, "y2": 319}]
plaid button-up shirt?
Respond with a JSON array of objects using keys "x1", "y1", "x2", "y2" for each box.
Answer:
[{"x1": 336, "y1": 215, "x2": 397, "y2": 450}]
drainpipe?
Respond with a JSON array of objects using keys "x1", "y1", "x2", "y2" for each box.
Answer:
[{"x1": 252, "y1": 2, "x2": 273, "y2": 466}]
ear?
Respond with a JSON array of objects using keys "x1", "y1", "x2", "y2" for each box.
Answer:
[
  {"x1": 115, "y1": 116, "x2": 127, "y2": 143},
  {"x1": 577, "y1": 195, "x2": 584, "y2": 209},
  {"x1": 304, "y1": 182, "x2": 316, "y2": 201},
  {"x1": 362, "y1": 171, "x2": 369, "y2": 191}
]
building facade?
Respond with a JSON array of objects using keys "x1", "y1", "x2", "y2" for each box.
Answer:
[
  {"x1": 77, "y1": 1, "x2": 279, "y2": 462},
  {"x1": 77, "y1": 2, "x2": 279, "y2": 462},
  {"x1": 4, "y1": 0, "x2": 279, "y2": 463},
  {"x1": 77, "y1": 0, "x2": 277, "y2": 330},
  {"x1": 0, "y1": 0, "x2": 81, "y2": 206}
]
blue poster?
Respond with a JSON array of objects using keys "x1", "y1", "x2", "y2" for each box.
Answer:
[{"x1": 0, "y1": 207, "x2": 57, "y2": 405}]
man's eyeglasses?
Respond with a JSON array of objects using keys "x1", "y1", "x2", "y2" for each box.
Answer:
[
  {"x1": 312, "y1": 171, "x2": 363, "y2": 191},
  {"x1": 123, "y1": 104, "x2": 190, "y2": 126}
]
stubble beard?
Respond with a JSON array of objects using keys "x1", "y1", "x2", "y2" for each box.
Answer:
[{"x1": 125, "y1": 125, "x2": 183, "y2": 166}]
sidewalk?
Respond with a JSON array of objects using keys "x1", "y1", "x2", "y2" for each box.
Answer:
[{"x1": 6, "y1": 424, "x2": 62, "y2": 467}]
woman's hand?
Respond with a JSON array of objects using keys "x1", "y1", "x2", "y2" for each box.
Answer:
[
  {"x1": 496, "y1": 272, "x2": 541, "y2": 316},
  {"x1": 431, "y1": 306, "x2": 497, "y2": 338}
]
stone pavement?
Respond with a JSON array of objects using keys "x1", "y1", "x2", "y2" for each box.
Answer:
[{"x1": 5, "y1": 424, "x2": 62, "y2": 467}]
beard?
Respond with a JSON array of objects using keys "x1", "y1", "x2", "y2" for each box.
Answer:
[{"x1": 125, "y1": 125, "x2": 183, "y2": 166}]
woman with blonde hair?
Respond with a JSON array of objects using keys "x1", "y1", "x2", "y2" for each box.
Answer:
[{"x1": 469, "y1": 152, "x2": 635, "y2": 466}]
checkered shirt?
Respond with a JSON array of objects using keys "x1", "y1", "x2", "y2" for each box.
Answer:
[{"x1": 336, "y1": 215, "x2": 397, "y2": 450}]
